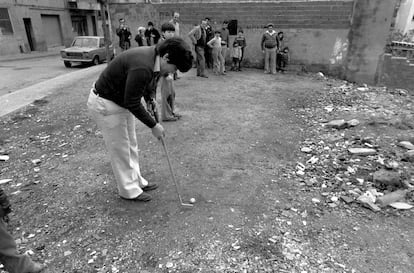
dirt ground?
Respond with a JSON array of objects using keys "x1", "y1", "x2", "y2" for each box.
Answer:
[{"x1": 0, "y1": 68, "x2": 413, "y2": 273}]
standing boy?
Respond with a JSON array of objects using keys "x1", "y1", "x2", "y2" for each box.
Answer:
[
  {"x1": 233, "y1": 29, "x2": 247, "y2": 71},
  {"x1": 230, "y1": 40, "x2": 242, "y2": 72},
  {"x1": 261, "y1": 23, "x2": 278, "y2": 74},
  {"x1": 87, "y1": 37, "x2": 193, "y2": 202},
  {"x1": 207, "y1": 30, "x2": 225, "y2": 75},
  {"x1": 159, "y1": 23, "x2": 181, "y2": 121},
  {"x1": 220, "y1": 21, "x2": 230, "y2": 73}
]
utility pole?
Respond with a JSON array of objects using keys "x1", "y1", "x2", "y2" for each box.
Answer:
[{"x1": 98, "y1": 0, "x2": 111, "y2": 64}]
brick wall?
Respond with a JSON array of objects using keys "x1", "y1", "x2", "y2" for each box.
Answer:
[
  {"x1": 110, "y1": 0, "x2": 353, "y2": 73},
  {"x1": 156, "y1": 1, "x2": 353, "y2": 29}
]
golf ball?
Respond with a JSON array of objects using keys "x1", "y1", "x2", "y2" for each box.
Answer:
[{"x1": 190, "y1": 198, "x2": 196, "y2": 204}]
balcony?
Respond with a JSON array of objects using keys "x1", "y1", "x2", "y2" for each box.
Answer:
[{"x1": 67, "y1": 0, "x2": 100, "y2": 11}]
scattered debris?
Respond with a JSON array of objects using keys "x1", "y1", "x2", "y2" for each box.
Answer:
[
  {"x1": 0, "y1": 179, "x2": 12, "y2": 185},
  {"x1": 389, "y1": 202, "x2": 413, "y2": 210},
  {"x1": 0, "y1": 155, "x2": 9, "y2": 161},
  {"x1": 398, "y1": 141, "x2": 414, "y2": 150},
  {"x1": 373, "y1": 170, "x2": 402, "y2": 187},
  {"x1": 348, "y1": 147, "x2": 376, "y2": 156},
  {"x1": 376, "y1": 190, "x2": 408, "y2": 207}
]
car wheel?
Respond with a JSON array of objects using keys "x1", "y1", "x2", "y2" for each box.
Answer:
[
  {"x1": 92, "y1": 56, "x2": 100, "y2": 65},
  {"x1": 64, "y1": 61, "x2": 72, "y2": 68}
]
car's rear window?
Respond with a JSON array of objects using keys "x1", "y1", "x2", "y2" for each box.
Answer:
[{"x1": 72, "y1": 38, "x2": 97, "y2": 47}]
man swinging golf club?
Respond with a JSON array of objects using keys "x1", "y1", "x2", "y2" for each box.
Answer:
[{"x1": 87, "y1": 37, "x2": 193, "y2": 202}]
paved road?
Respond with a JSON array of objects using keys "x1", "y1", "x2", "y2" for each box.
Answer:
[{"x1": 0, "y1": 55, "x2": 86, "y2": 97}]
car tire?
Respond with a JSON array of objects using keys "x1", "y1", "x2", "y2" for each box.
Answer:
[
  {"x1": 92, "y1": 56, "x2": 100, "y2": 65},
  {"x1": 64, "y1": 61, "x2": 72, "y2": 68}
]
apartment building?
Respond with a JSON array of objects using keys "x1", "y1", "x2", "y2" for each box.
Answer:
[{"x1": 0, "y1": 0, "x2": 102, "y2": 55}]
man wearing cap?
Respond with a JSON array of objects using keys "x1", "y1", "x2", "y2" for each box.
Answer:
[{"x1": 261, "y1": 23, "x2": 278, "y2": 74}]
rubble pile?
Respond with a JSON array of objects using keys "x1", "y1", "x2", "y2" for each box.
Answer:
[{"x1": 290, "y1": 81, "x2": 414, "y2": 212}]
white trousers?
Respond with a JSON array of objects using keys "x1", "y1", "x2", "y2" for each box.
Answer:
[{"x1": 87, "y1": 89, "x2": 148, "y2": 198}]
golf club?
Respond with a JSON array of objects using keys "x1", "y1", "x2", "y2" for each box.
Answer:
[{"x1": 160, "y1": 137, "x2": 194, "y2": 207}]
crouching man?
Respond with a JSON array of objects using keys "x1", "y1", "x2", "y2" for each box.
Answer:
[{"x1": 87, "y1": 37, "x2": 193, "y2": 202}]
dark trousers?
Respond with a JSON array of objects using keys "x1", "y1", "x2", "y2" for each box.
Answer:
[
  {"x1": 238, "y1": 48, "x2": 245, "y2": 70},
  {"x1": 195, "y1": 46, "x2": 206, "y2": 76},
  {"x1": 0, "y1": 219, "x2": 35, "y2": 273},
  {"x1": 204, "y1": 46, "x2": 213, "y2": 68},
  {"x1": 276, "y1": 53, "x2": 288, "y2": 71}
]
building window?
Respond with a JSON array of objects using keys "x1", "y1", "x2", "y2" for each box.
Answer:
[{"x1": 0, "y1": 8, "x2": 13, "y2": 35}]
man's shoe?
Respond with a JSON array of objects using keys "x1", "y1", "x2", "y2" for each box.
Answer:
[
  {"x1": 28, "y1": 262, "x2": 45, "y2": 273},
  {"x1": 200, "y1": 75, "x2": 208, "y2": 78},
  {"x1": 162, "y1": 117, "x2": 178, "y2": 122},
  {"x1": 173, "y1": 113, "x2": 182, "y2": 119},
  {"x1": 121, "y1": 192, "x2": 152, "y2": 202},
  {"x1": 142, "y1": 183, "x2": 158, "y2": 192}
]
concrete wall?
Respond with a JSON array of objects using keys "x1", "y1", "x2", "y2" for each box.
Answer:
[
  {"x1": 109, "y1": 0, "x2": 353, "y2": 73},
  {"x1": 344, "y1": 0, "x2": 398, "y2": 85},
  {"x1": 378, "y1": 53, "x2": 414, "y2": 92}
]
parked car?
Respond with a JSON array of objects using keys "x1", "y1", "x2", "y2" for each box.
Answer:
[{"x1": 60, "y1": 36, "x2": 114, "y2": 67}]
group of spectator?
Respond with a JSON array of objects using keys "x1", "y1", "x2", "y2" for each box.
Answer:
[
  {"x1": 188, "y1": 18, "x2": 247, "y2": 77},
  {"x1": 116, "y1": 16, "x2": 288, "y2": 76}
]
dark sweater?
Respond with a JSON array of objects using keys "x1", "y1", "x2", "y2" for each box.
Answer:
[
  {"x1": 95, "y1": 46, "x2": 158, "y2": 128},
  {"x1": 261, "y1": 31, "x2": 278, "y2": 50}
]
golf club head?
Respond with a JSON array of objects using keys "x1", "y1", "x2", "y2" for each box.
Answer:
[{"x1": 181, "y1": 202, "x2": 194, "y2": 208}]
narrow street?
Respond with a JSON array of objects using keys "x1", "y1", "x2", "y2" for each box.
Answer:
[
  {"x1": 0, "y1": 55, "x2": 87, "y2": 97},
  {"x1": 0, "y1": 67, "x2": 413, "y2": 272}
]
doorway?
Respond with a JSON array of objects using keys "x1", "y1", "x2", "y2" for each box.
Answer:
[
  {"x1": 91, "y1": 15, "x2": 97, "y2": 36},
  {"x1": 71, "y1": 15, "x2": 88, "y2": 36},
  {"x1": 23, "y1": 18, "x2": 35, "y2": 51},
  {"x1": 41, "y1": 14, "x2": 64, "y2": 47}
]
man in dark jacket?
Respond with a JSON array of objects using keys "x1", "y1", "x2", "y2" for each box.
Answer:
[
  {"x1": 188, "y1": 19, "x2": 208, "y2": 78},
  {"x1": 87, "y1": 37, "x2": 193, "y2": 202},
  {"x1": 145, "y1": 22, "x2": 161, "y2": 46},
  {"x1": 261, "y1": 23, "x2": 278, "y2": 74},
  {"x1": 204, "y1": 17, "x2": 214, "y2": 69},
  {"x1": 116, "y1": 18, "x2": 132, "y2": 51},
  {"x1": 0, "y1": 188, "x2": 45, "y2": 273}
]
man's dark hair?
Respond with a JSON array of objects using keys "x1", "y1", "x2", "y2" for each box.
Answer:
[
  {"x1": 205, "y1": 17, "x2": 211, "y2": 21},
  {"x1": 148, "y1": 21, "x2": 154, "y2": 26},
  {"x1": 156, "y1": 37, "x2": 194, "y2": 73},
  {"x1": 238, "y1": 29, "x2": 244, "y2": 33},
  {"x1": 161, "y1": 22, "x2": 175, "y2": 32},
  {"x1": 283, "y1": 46, "x2": 289, "y2": 53},
  {"x1": 223, "y1": 20, "x2": 229, "y2": 24}
]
